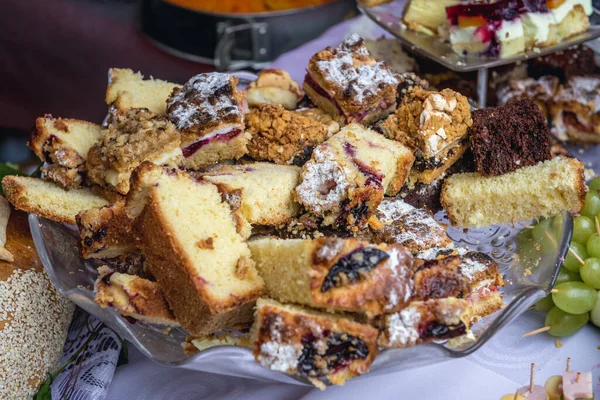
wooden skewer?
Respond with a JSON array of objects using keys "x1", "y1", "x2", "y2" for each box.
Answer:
[
  {"x1": 551, "y1": 289, "x2": 559, "y2": 293},
  {"x1": 514, "y1": 389, "x2": 519, "y2": 400},
  {"x1": 544, "y1": 230, "x2": 558, "y2": 248},
  {"x1": 522, "y1": 224, "x2": 535, "y2": 229},
  {"x1": 568, "y1": 246, "x2": 585, "y2": 265},
  {"x1": 567, "y1": 357, "x2": 571, "y2": 372},
  {"x1": 530, "y1": 363, "x2": 535, "y2": 393},
  {"x1": 523, "y1": 326, "x2": 551, "y2": 337},
  {"x1": 576, "y1": 372, "x2": 581, "y2": 382},
  {"x1": 595, "y1": 216, "x2": 600, "y2": 236}
]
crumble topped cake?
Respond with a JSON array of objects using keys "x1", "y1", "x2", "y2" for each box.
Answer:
[
  {"x1": 87, "y1": 108, "x2": 183, "y2": 194},
  {"x1": 249, "y1": 237, "x2": 415, "y2": 315},
  {"x1": 470, "y1": 99, "x2": 552, "y2": 176},
  {"x1": 446, "y1": 0, "x2": 525, "y2": 58},
  {"x1": 441, "y1": 156, "x2": 587, "y2": 227},
  {"x1": 303, "y1": 34, "x2": 398, "y2": 125},
  {"x1": 295, "y1": 107, "x2": 341, "y2": 137},
  {"x1": 126, "y1": 162, "x2": 264, "y2": 336},
  {"x1": 106, "y1": 68, "x2": 180, "y2": 115},
  {"x1": 550, "y1": 76, "x2": 600, "y2": 143},
  {"x1": 296, "y1": 124, "x2": 414, "y2": 228},
  {"x1": 246, "y1": 69, "x2": 303, "y2": 110},
  {"x1": 245, "y1": 104, "x2": 331, "y2": 166},
  {"x1": 200, "y1": 162, "x2": 301, "y2": 226},
  {"x1": 497, "y1": 76, "x2": 559, "y2": 118},
  {"x1": 529, "y1": 45, "x2": 597, "y2": 82},
  {"x1": 77, "y1": 199, "x2": 137, "y2": 259},
  {"x1": 364, "y1": 38, "x2": 418, "y2": 74},
  {"x1": 381, "y1": 86, "x2": 471, "y2": 184},
  {"x1": 252, "y1": 298, "x2": 379, "y2": 389},
  {"x1": 395, "y1": 72, "x2": 430, "y2": 106},
  {"x1": 166, "y1": 72, "x2": 249, "y2": 169},
  {"x1": 95, "y1": 265, "x2": 179, "y2": 326},
  {"x1": 367, "y1": 198, "x2": 452, "y2": 253},
  {"x1": 29, "y1": 116, "x2": 104, "y2": 190},
  {"x1": 377, "y1": 298, "x2": 470, "y2": 349}
]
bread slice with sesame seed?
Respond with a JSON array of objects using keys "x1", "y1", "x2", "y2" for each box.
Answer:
[
  {"x1": 106, "y1": 68, "x2": 180, "y2": 115},
  {"x1": 2, "y1": 176, "x2": 109, "y2": 225},
  {"x1": 126, "y1": 162, "x2": 264, "y2": 336}
]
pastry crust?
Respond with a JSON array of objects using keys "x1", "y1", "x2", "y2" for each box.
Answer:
[
  {"x1": 303, "y1": 34, "x2": 398, "y2": 125},
  {"x1": 245, "y1": 104, "x2": 331, "y2": 165},
  {"x1": 95, "y1": 265, "x2": 178, "y2": 326},
  {"x1": 249, "y1": 237, "x2": 415, "y2": 316},
  {"x1": 252, "y1": 298, "x2": 379, "y2": 388},
  {"x1": 2, "y1": 176, "x2": 109, "y2": 225},
  {"x1": 246, "y1": 69, "x2": 303, "y2": 110}
]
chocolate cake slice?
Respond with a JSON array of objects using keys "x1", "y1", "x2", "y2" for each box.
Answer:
[{"x1": 470, "y1": 99, "x2": 551, "y2": 176}]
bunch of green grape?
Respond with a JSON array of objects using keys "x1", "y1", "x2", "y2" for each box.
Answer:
[{"x1": 533, "y1": 177, "x2": 600, "y2": 337}]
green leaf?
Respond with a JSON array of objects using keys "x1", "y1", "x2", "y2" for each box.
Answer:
[{"x1": 34, "y1": 373, "x2": 54, "y2": 400}]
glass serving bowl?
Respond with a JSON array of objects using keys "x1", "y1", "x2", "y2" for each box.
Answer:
[
  {"x1": 359, "y1": 0, "x2": 600, "y2": 72},
  {"x1": 28, "y1": 210, "x2": 572, "y2": 386}
]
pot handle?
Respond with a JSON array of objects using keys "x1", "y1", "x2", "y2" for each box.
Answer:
[{"x1": 214, "y1": 21, "x2": 270, "y2": 71}]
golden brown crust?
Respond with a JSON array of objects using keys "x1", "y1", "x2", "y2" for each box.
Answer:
[
  {"x1": 246, "y1": 104, "x2": 330, "y2": 165},
  {"x1": 246, "y1": 69, "x2": 303, "y2": 110},
  {"x1": 252, "y1": 298, "x2": 379, "y2": 387},
  {"x1": 388, "y1": 149, "x2": 416, "y2": 195},
  {"x1": 94, "y1": 266, "x2": 178, "y2": 325},
  {"x1": 411, "y1": 141, "x2": 468, "y2": 184},
  {"x1": 77, "y1": 200, "x2": 137, "y2": 259}
]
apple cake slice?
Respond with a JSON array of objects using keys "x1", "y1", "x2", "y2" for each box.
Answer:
[{"x1": 126, "y1": 162, "x2": 264, "y2": 336}]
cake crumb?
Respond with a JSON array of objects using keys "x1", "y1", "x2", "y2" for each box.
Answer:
[
  {"x1": 523, "y1": 268, "x2": 532, "y2": 277},
  {"x1": 556, "y1": 340, "x2": 563, "y2": 348}
]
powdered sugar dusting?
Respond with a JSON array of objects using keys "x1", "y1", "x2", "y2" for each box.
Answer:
[
  {"x1": 296, "y1": 146, "x2": 349, "y2": 214},
  {"x1": 498, "y1": 76, "x2": 558, "y2": 105},
  {"x1": 385, "y1": 247, "x2": 414, "y2": 308},
  {"x1": 258, "y1": 342, "x2": 299, "y2": 372},
  {"x1": 387, "y1": 306, "x2": 421, "y2": 347},
  {"x1": 314, "y1": 36, "x2": 398, "y2": 103},
  {"x1": 167, "y1": 72, "x2": 241, "y2": 131}
]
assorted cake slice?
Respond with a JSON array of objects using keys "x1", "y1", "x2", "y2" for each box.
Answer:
[
  {"x1": 126, "y1": 162, "x2": 264, "y2": 336},
  {"x1": 166, "y1": 72, "x2": 250, "y2": 169},
  {"x1": 252, "y1": 298, "x2": 379, "y2": 388},
  {"x1": 246, "y1": 69, "x2": 303, "y2": 110},
  {"x1": 296, "y1": 123, "x2": 414, "y2": 228},
  {"x1": 303, "y1": 34, "x2": 398, "y2": 125},
  {"x1": 497, "y1": 76, "x2": 559, "y2": 118}
]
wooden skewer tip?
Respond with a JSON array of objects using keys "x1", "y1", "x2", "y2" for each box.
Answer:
[
  {"x1": 551, "y1": 288, "x2": 559, "y2": 293},
  {"x1": 576, "y1": 372, "x2": 581, "y2": 382},
  {"x1": 567, "y1": 357, "x2": 571, "y2": 372},
  {"x1": 529, "y1": 363, "x2": 535, "y2": 393},
  {"x1": 568, "y1": 246, "x2": 585, "y2": 265},
  {"x1": 523, "y1": 326, "x2": 551, "y2": 337},
  {"x1": 544, "y1": 230, "x2": 557, "y2": 247},
  {"x1": 595, "y1": 216, "x2": 600, "y2": 236}
]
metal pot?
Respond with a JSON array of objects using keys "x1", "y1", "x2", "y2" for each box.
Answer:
[{"x1": 141, "y1": 0, "x2": 357, "y2": 71}]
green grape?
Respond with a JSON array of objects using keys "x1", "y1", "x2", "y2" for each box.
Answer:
[
  {"x1": 580, "y1": 258, "x2": 600, "y2": 289},
  {"x1": 590, "y1": 291, "x2": 600, "y2": 327},
  {"x1": 532, "y1": 218, "x2": 553, "y2": 241},
  {"x1": 552, "y1": 281, "x2": 598, "y2": 314},
  {"x1": 551, "y1": 213, "x2": 565, "y2": 237},
  {"x1": 532, "y1": 218, "x2": 557, "y2": 256},
  {"x1": 533, "y1": 295, "x2": 555, "y2": 312},
  {"x1": 545, "y1": 306, "x2": 589, "y2": 337},
  {"x1": 582, "y1": 191, "x2": 600, "y2": 218},
  {"x1": 589, "y1": 177, "x2": 600, "y2": 192},
  {"x1": 564, "y1": 241, "x2": 588, "y2": 272},
  {"x1": 573, "y1": 216, "x2": 595, "y2": 243},
  {"x1": 556, "y1": 267, "x2": 581, "y2": 285},
  {"x1": 587, "y1": 233, "x2": 600, "y2": 258}
]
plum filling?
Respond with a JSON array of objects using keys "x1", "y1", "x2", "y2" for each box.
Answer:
[
  {"x1": 297, "y1": 332, "x2": 369, "y2": 378},
  {"x1": 342, "y1": 142, "x2": 383, "y2": 188},
  {"x1": 419, "y1": 321, "x2": 467, "y2": 341},
  {"x1": 83, "y1": 226, "x2": 108, "y2": 248},
  {"x1": 182, "y1": 128, "x2": 243, "y2": 157},
  {"x1": 563, "y1": 112, "x2": 595, "y2": 133},
  {"x1": 304, "y1": 73, "x2": 343, "y2": 116},
  {"x1": 321, "y1": 247, "x2": 389, "y2": 292}
]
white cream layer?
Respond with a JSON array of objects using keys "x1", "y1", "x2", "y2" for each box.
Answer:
[{"x1": 551, "y1": 0, "x2": 592, "y2": 23}]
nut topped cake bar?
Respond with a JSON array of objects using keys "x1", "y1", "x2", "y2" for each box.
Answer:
[
  {"x1": 167, "y1": 72, "x2": 250, "y2": 169},
  {"x1": 245, "y1": 104, "x2": 332, "y2": 166},
  {"x1": 551, "y1": 76, "x2": 600, "y2": 143},
  {"x1": 296, "y1": 123, "x2": 414, "y2": 228},
  {"x1": 126, "y1": 162, "x2": 264, "y2": 336},
  {"x1": 249, "y1": 237, "x2": 415, "y2": 316},
  {"x1": 497, "y1": 76, "x2": 559, "y2": 118},
  {"x1": 381, "y1": 87, "x2": 471, "y2": 184},
  {"x1": 87, "y1": 108, "x2": 183, "y2": 194},
  {"x1": 29, "y1": 116, "x2": 104, "y2": 189},
  {"x1": 252, "y1": 298, "x2": 379, "y2": 389},
  {"x1": 303, "y1": 34, "x2": 398, "y2": 125},
  {"x1": 470, "y1": 99, "x2": 552, "y2": 176}
]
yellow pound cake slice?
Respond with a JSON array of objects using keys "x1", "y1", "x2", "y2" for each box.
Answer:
[
  {"x1": 441, "y1": 157, "x2": 587, "y2": 227},
  {"x1": 29, "y1": 115, "x2": 104, "y2": 189},
  {"x1": 249, "y1": 237, "x2": 414, "y2": 315},
  {"x1": 126, "y1": 162, "x2": 264, "y2": 336},
  {"x1": 252, "y1": 298, "x2": 379, "y2": 389},
  {"x1": 201, "y1": 162, "x2": 301, "y2": 226},
  {"x1": 95, "y1": 266, "x2": 178, "y2": 326},
  {"x1": 2, "y1": 176, "x2": 109, "y2": 225},
  {"x1": 106, "y1": 68, "x2": 180, "y2": 115}
]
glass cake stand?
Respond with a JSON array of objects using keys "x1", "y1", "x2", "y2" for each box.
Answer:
[
  {"x1": 29, "y1": 210, "x2": 572, "y2": 386},
  {"x1": 359, "y1": 0, "x2": 600, "y2": 108}
]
